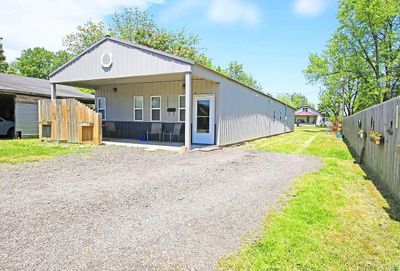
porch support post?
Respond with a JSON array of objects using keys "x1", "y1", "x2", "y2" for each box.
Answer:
[
  {"x1": 50, "y1": 83, "x2": 57, "y2": 100},
  {"x1": 184, "y1": 72, "x2": 192, "y2": 150}
]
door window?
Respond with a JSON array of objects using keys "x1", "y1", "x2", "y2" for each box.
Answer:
[{"x1": 197, "y1": 99, "x2": 210, "y2": 133}]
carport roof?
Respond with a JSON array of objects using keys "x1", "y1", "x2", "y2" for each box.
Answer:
[{"x1": 0, "y1": 73, "x2": 94, "y2": 102}]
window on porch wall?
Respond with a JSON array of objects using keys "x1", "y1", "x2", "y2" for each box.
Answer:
[
  {"x1": 133, "y1": 96, "x2": 143, "y2": 121},
  {"x1": 178, "y1": 95, "x2": 185, "y2": 122},
  {"x1": 151, "y1": 96, "x2": 161, "y2": 122}
]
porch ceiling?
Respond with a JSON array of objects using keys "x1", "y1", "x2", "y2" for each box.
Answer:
[{"x1": 56, "y1": 73, "x2": 207, "y2": 89}]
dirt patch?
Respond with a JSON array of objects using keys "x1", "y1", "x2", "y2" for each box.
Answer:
[{"x1": 0, "y1": 146, "x2": 321, "y2": 271}]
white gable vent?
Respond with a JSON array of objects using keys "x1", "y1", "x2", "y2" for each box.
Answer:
[{"x1": 101, "y1": 52, "x2": 113, "y2": 68}]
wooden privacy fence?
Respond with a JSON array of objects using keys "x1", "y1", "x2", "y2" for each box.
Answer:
[
  {"x1": 38, "y1": 99, "x2": 102, "y2": 145},
  {"x1": 342, "y1": 96, "x2": 400, "y2": 202}
]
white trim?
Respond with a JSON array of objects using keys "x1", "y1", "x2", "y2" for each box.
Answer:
[
  {"x1": 178, "y1": 95, "x2": 185, "y2": 123},
  {"x1": 96, "y1": 97, "x2": 106, "y2": 121},
  {"x1": 150, "y1": 96, "x2": 161, "y2": 122},
  {"x1": 133, "y1": 96, "x2": 144, "y2": 122}
]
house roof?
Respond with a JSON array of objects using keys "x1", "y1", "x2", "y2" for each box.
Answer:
[
  {"x1": 49, "y1": 36, "x2": 194, "y2": 78},
  {"x1": 0, "y1": 73, "x2": 94, "y2": 102},
  {"x1": 295, "y1": 111, "x2": 319, "y2": 116}
]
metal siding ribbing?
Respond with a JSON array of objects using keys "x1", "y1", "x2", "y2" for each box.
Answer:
[
  {"x1": 96, "y1": 80, "x2": 218, "y2": 123},
  {"x1": 342, "y1": 97, "x2": 400, "y2": 202},
  {"x1": 51, "y1": 40, "x2": 191, "y2": 83},
  {"x1": 15, "y1": 103, "x2": 39, "y2": 136},
  {"x1": 217, "y1": 78, "x2": 294, "y2": 145}
]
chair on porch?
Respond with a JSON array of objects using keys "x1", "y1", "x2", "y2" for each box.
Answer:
[
  {"x1": 147, "y1": 123, "x2": 163, "y2": 141},
  {"x1": 163, "y1": 123, "x2": 182, "y2": 142}
]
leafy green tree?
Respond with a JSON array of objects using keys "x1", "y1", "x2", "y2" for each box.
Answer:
[
  {"x1": 0, "y1": 37, "x2": 8, "y2": 72},
  {"x1": 338, "y1": 0, "x2": 400, "y2": 103},
  {"x1": 63, "y1": 20, "x2": 108, "y2": 56},
  {"x1": 306, "y1": 0, "x2": 400, "y2": 116},
  {"x1": 223, "y1": 61, "x2": 262, "y2": 90},
  {"x1": 14, "y1": 47, "x2": 71, "y2": 79},
  {"x1": 63, "y1": 8, "x2": 212, "y2": 66},
  {"x1": 277, "y1": 93, "x2": 311, "y2": 109}
]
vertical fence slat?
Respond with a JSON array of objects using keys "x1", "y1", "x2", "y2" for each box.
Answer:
[
  {"x1": 343, "y1": 96, "x2": 400, "y2": 202},
  {"x1": 38, "y1": 98, "x2": 101, "y2": 145}
]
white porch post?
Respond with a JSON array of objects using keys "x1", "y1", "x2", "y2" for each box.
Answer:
[
  {"x1": 50, "y1": 83, "x2": 57, "y2": 100},
  {"x1": 185, "y1": 72, "x2": 192, "y2": 150}
]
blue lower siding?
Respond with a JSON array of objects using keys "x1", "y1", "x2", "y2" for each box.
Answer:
[{"x1": 103, "y1": 121, "x2": 184, "y2": 142}]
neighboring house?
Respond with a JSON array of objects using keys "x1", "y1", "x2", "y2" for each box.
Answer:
[
  {"x1": 0, "y1": 73, "x2": 94, "y2": 138},
  {"x1": 295, "y1": 105, "x2": 325, "y2": 126},
  {"x1": 48, "y1": 37, "x2": 295, "y2": 149}
]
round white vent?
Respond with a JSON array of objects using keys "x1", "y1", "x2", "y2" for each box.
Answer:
[{"x1": 101, "y1": 52, "x2": 113, "y2": 68}]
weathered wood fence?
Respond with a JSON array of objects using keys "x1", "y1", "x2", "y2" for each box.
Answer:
[
  {"x1": 38, "y1": 99, "x2": 102, "y2": 145},
  {"x1": 342, "y1": 96, "x2": 400, "y2": 202}
]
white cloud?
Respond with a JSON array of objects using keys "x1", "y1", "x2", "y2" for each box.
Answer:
[
  {"x1": 0, "y1": 0, "x2": 163, "y2": 61},
  {"x1": 208, "y1": 0, "x2": 260, "y2": 26},
  {"x1": 294, "y1": 0, "x2": 329, "y2": 16}
]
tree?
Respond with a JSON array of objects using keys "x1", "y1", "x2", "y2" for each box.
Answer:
[
  {"x1": 306, "y1": 0, "x2": 400, "y2": 117},
  {"x1": 277, "y1": 93, "x2": 311, "y2": 109},
  {"x1": 0, "y1": 37, "x2": 8, "y2": 72},
  {"x1": 63, "y1": 20, "x2": 108, "y2": 56},
  {"x1": 62, "y1": 8, "x2": 262, "y2": 88},
  {"x1": 14, "y1": 47, "x2": 71, "y2": 79},
  {"x1": 63, "y1": 8, "x2": 212, "y2": 66},
  {"x1": 223, "y1": 61, "x2": 262, "y2": 90}
]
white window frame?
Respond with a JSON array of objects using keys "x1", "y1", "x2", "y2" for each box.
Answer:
[
  {"x1": 150, "y1": 96, "x2": 161, "y2": 122},
  {"x1": 133, "y1": 96, "x2": 144, "y2": 121},
  {"x1": 178, "y1": 95, "x2": 185, "y2": 123},
  {"x1": 97, "y1": 97, "x2": 106, "y2": 120}
]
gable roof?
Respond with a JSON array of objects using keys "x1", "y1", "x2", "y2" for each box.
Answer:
[
  {"x1": 49, "y1": 37, "x2": 194, "y2": 78},
  {"x1": 295, "y1": 105, "x2": 322, "y2": 116},
  {"x1": 0, "y1": 73, "x2": 94, "y2": 102}
]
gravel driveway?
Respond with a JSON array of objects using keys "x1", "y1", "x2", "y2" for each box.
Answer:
[{"x1": 0, "y1": 146, "x2": 321, "y2": 271}]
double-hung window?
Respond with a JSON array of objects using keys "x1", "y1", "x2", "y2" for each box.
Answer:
[
  {"x1": 178, "y1": 95, "x2": 185, "y2": 122},
  {"x1": 97, "y1": 97, "x2": 106, "y2": 120},
  {"x1": 150, "y1": 96, "x2": 161, "y2": 122},
  {"x1": 133, "y1": 96, "x2": 143, "y2": 121}
]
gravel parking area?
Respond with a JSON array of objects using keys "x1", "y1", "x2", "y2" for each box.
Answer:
[{"x1": 0, "y1": 146, "x2": 321, "y2": 271}]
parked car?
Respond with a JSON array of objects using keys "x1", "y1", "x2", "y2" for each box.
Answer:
[{"x1": 0, "y1": 118, "x2": 15, "y2": 138}]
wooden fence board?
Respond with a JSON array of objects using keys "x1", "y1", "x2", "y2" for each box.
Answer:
[
  {"x1": 343, "y1": 96, "x2": 400, "y2": 202},
  {"x1": 38, "y1": 99, "x2": 102, "y2": 145}
]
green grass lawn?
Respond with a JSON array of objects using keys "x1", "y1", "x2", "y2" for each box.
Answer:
[
  {"x1": 218, "y1": 126, "x2": 400, "y2": 271},
  {"x1": 0, "y1": 139, "x2": 91, "y2": 164}
]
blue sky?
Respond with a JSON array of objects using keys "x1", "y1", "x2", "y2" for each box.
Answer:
[
  {"x1": 148, "y1": 0, "x2": 338, "y2": 104},
  {"x1": 0, "y1": 0, "x2": 338, "y2": 104}
]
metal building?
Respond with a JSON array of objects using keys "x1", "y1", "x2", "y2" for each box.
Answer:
[{"x1": 49, "y1": 37, "x2": 294, "y2": 148}]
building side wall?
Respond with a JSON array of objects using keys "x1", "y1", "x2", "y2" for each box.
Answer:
[
  {"x1": 51, "y1": 40, "x2": 191, "y2": 83},
  {"x1": 96, "y1": 80, "x2": 218, "y2": 123},
  {"x1": 217, "y1": 78, "x2": 294, "y2": 145}
]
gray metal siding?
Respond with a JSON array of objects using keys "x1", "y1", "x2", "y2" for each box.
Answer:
[
  {"x1": 96, "y1": 80, "x2": 218, "y2": 123},
  {"x1": 217, "y1": 78, "x2": 294, "y2": 145},
  {"x1": 15, "y1": 103, "x2": 39, "y2": 136},
  {"x1": 51, "y1": 39, "x2": 191, "y2": 83}
]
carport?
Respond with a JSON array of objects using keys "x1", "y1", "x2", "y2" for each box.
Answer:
[
  {"x1": 0, "y1": 93, "x2": 15, "y2": 137},
  {"x1": 0, "y1": 73, "x2": 94, "y2": 138}
]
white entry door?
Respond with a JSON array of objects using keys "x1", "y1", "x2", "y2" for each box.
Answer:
[{"x1": 193, "y1": 95, "x2": 215, "y2": 145}]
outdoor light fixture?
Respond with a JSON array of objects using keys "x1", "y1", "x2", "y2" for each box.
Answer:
[{"x1": 113, "y1": 87, "x2": 117, "y2": 92}]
